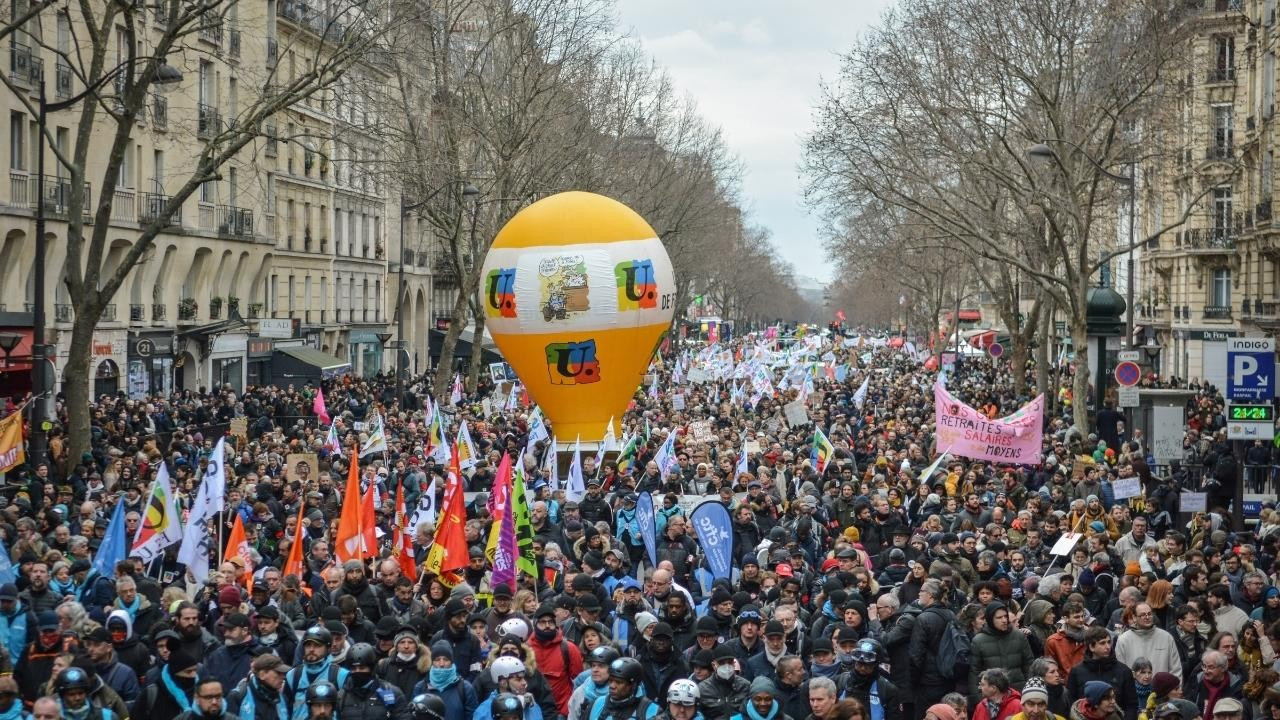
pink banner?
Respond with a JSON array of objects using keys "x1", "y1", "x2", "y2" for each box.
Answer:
[{"x1": 934, "y1": 382, "x2": 1044, "y2": 463}]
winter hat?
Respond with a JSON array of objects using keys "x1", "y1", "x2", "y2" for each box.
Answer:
[
  {"x1": 430, "y1": 640, "x2": 453, "y2": 662},
  {"x1": 925, "y1": 705, "x2": 958, "y2": 720},
  {"x1": 1151, "y1": 672, "x2": 1180, "y2": 699},
  {"x1": 450, "y1": 583, "x2": 476, "y2": 600},
  {"x1": 168, "y1": 647, "x2": 199, "y2": 673},
  {"x1": 635, "y1": 612, "x2": 658, "y2": 633},
  {"x1": 1021, "y1": 677, "x2": 1049, "y2": 704},
  {"x1": 1084, "y1": 681, "x2": 1114, "y2": 707},
  {"x1": 748, "y1": 676, "x2": 778, "y2": 698},
  {"x1": 1078, "y1": 569, "x2": 1096, "y2": 588},
  {"x1": 218, "y1": 585, "x2": 242, "y2": 606}
]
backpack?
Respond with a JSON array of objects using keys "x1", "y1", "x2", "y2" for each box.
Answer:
[{"x1": 932, "y1": 610, "x2": 971, "y2": 680}]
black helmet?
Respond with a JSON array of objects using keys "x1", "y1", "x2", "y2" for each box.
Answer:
[
  {"x1": 411, "y1": 693, "x2": 447, "y2": 720},
  {"x1": 349, "y1": 642, "x2": 379, "y2": 668},
  {"x1": 303, "y1": 625, "x2": 333, "y2": 647},
  {"x1": 306, "y1": 680, "x2": 339, "y2": 705},
  {"x1": 587, "y1": 645, "x2": 620, "y2": 666},
  {"x1": 54, "y1": 667, "x2": 92, "y2": 694},
  {"x1": 608, "y1": 657, "x2": 644, "y2": 684},
  {"x1": 494, "y1": 693, "x2": 524, "y2": 718},
  {"x1": 851, "y1": 637, "x2": 883, "y2": 664}
]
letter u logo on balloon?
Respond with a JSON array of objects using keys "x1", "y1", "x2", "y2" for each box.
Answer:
[{"x1": 545, "y1": 340, "x2": 601, "y2": 385}]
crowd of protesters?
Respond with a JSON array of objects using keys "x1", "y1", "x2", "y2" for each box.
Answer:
[{"x1": 0, "y1": 330, "x2": 1275, "y2": 720}]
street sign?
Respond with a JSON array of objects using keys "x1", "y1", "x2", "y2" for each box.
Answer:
[
  {"x1": 1117, "y1": 385, "x2": 1139, "y2": 407},
  {"x1": 1227, "y1": 403, "x2": 1274, "y2": 439},
  {"x1": 1117, "y1": 350, "x2": 1141, "y2": 362},
  {"x1": 1227, "y1": 337, "x2": 1276, "y2": 401},
  {"x1": 1114, "y1": 361, "x2": 1141, "y2": 387},
  {"x1": 988, "y1": 342, "x2": 1004, "y2": 358}
]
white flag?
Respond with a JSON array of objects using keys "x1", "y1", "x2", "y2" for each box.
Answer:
[
  {"x1": 178, "y1": 437, "x2": 228, "y2": 583},
  {"x1": 360, "y1": 412, "x2": 388, "y2": 458},
  {"x1": 457, "y1": 420, "x2": 479, "y2": 471},
  {"x1": 736, "y1": 439, "x2": 750, "y2": 477},
  {"x1": 654, "y1": 430, "x2": 678, "y2": 479},
  {"x1": 852, "y1": 376, "x2": 870, "y2": 410},
  {"x1": 526, "y1": 407, "x2": 549, "y2": 450},
  {"x1": 594, "y1": 416, "x2": 617, "y2": 467},
  {"x1": 410, "y1": 477, "x2": 438, "y2": 531},
  {"x1": 130, "y1": 463, "x2": 184, "y2": 564},
  {"x1": 544, "y1": 437, "x2": 559, "y2": 491},
  {"x1": 566, "y1": 437, "x2": 586, "y2": 502}
]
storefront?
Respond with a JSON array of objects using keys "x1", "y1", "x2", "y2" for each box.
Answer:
[
  {"x1": 208, "y1": 332, "x2": 247, "y2": 394},
  {"x1": 0, "y1": 315, "x2": 34, "y2": 400},
  {"x1": 56, "y1": 329, "x2": 127, "y2": 399},
  {"x1": 127, "y1": 331, "x2": 175, "y2": 399},
  {"x1": 347, "y1": 330, "x2": 384, "y2": 378},
  {"x1": 247, "y1": 337, "x2": 274, "y2": 387}
]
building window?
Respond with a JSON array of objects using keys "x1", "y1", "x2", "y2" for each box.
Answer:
[
  {"x1": 1213, "y1": 104, "x2": 1233, "y2": 151},
  {"x1": 1212, "y1": 268, "x2": 1232, "y2": 308},
  {"x1": 9, "y1": 112, "x2": 24, "y2": 171},
  {"x1": 1216, "y1": 35, "x2": 1235, "y2": 71}
]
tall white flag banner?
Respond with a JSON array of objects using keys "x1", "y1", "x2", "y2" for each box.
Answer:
[
  {"x1": 545, "y1": 437, "x2": 560, "y2": 491},
  {"x1": 566, "y1": 437, "x2": 586, "y2": 502},
  {"x1": 526, "y1": 408, "x2": 549, "y2": 450},
  {"x1": 360, "y1": 412, "x2": 388, "y2": 458},
  {"x1": 410, "y1": 477, "x2": 438, "y2": 531},
  {"x1": 595, "y1": 417, "x2": 617, "y2": 467},
  {"x1": 130, "y1": 463, "x2": 184, "y2": 564},
  {"x1": 654, "y1": 431, "x2": 678, "y2": 479},
  {"x1": 852, "y1": 376, "x2": 870, "y2": 410},
  {"x1": 178, "y1": 437, "x2": 228, "y2": 583},
  {"x1": 457, "y1": 420, "x2": 479, "y2": 471}
]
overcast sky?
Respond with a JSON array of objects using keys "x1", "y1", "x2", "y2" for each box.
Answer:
[{"x1": 615, "y1": 1, "x2": 893, "y2": 286}]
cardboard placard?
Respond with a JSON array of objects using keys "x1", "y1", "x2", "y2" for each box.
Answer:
[
  {"x1": 1112, "y1": 476, "x2": 1142, "y2": 500},
  {"x1": 687, "y1": 369, "x2": 708, "y2": 384},
  {"x1": 672, "y1": 394, "x2": 686, "y2": 411},
  {"x1": 1179, "y1": 492, "x2": 1207, "y2": 513},
  {"x1": 745, "y1": 440, "x2": 762, "y2": 454},
  {"x1": 784, "y1": 400, "x2": 809, "y2": 428},
  {"x1": 689, "y1": 420, "x2": 715, "y2": 443},
  {"x1": 229, "y1": 417, "x2": 248, "y2": 439},
  {"x1": 286, "y1": 453, "x2": 318, "y2": 484},
  {"x1": 1072, "y1": 454, "x2": 1095, "y2": 480},
  {"x1": 1049, "y1": 531, "x2": 1082, "y2": 557}
]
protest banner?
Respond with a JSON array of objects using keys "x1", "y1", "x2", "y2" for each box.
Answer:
[{"x1": 933, "y1": 382, "x2": 1043, "y2": 463}]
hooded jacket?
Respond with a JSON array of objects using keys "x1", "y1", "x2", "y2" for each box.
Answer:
[
  {"x1": 969, "y1": 603, "x2": 1034, "y2": 698},
  {"x1": 530, "y1": 626, "x2": 584, "y2": 717},
  {"x1": 1044, "y1": 625, "x2": 1088, "y2": 675},
  {"x1": 973, "y1": 689, "x2": 1022, "y2": 720},
  {"x1": 1065, "y1": 654, "x2": 1138, "y2": 720},
  {"x1": 105, "y1": 609, "x2": 153, "y2": 683}
]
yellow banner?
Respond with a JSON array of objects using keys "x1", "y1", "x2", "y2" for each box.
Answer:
[{"x1": 0, "y1": 412, "x2": 23, "y2": 474}]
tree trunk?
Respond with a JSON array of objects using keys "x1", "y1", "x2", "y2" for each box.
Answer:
[
  {"x1": 64, "y1": 305, "x2": 101, "y2": 470},
  {"x1": 1071, "y1": 317, "x2": 1091, "y2": 433},
  {"x1": 432, "y1": 286, "x2": 471, "y2": 399},
  {"x1": 1037, "y1": 304, "x2": 1052, "y2": 409},
  {"x1": 1009, "y1": 339, "x2": 1029, "y2": 395},
  {"x1": 467, "y1": 302, "x2": 486, "y2": 393}
]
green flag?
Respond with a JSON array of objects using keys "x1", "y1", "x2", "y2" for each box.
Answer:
[
  {"x1": 616, "y1": 434, "x2": 640, "y2": 475},
  {"x1": 512, "y1": 455, "x2": 538, "y2": 580}
]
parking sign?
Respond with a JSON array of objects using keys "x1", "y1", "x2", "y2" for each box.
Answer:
[{"x1": 1227, "y1": 337, "x2": 1276, "y2": 401}]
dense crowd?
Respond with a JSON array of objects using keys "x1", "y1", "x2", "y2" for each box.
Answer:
[{"x1": 0, "y1": 332, "x2": 1276, "y2": 720}]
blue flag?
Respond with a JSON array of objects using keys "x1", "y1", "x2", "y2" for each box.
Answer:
[
  {"x1": 690, "y1": 501, "x2": 734, "y2": 580},
  {"x1": 0, "y1": 536, "x2": 14, "y2": 586},
  {"x1": 92, "y1": 500, "x2": 128, "y2": 580},
  {"x1": 635, "y1": 492, "x2": 658, "y2": 569}
]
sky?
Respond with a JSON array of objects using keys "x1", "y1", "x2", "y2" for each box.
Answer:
[{"x1": 614, "y1": 0, "x2": 894, "y2": 287}]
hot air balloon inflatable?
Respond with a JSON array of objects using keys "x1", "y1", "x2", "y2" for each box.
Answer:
[{"x1": 479, "y1": 191, "x2": 675, "y2": 442}]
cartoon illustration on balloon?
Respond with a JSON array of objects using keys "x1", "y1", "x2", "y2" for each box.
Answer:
[{"x1": 479, "y1": 191, "x2": 675, "y2": 443}]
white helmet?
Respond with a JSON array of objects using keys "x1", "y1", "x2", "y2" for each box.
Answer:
[
  {"x1": 491, "y1": 656, "x2": 527, "y2": 684},
  {"x1": 667, "y1": 679, "x2": 700, "y2": 706},
  {"x1": 498, "y1": 618, "x2": 530, "y2": 641}
]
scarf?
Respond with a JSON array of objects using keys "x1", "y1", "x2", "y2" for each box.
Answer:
[
  {"x1": 429, "y1": 665, "x2": 460, "y2": 690},
  {"x1": 239, "y1": 676, "x2": 288, "y2": 720},
  {"x1": 746, "y1": 699, "x2": 780, "y2": 720},
  {"x1": 115, "y1": 595, "x2": 141, "y2": 621},
  {"x1": 288, "y1": 655, "x2": 348, "y2": 720},
  {"x1": 60, "y1": 701, "x2": 92, "y2": 720},
  {"x1": 162, "y1": 664, "x2": 193, "y2": 713},
  {"x1": 50, "y1": 578, "x2": 76, "y2": 597},
  {"x1": 0, "y1": 699, "x2": 25, "y2": 720},
  {"x1": 580, "y1": 679, "x2": 608, "y2": 709},
  {"x1": 809, "y1": 661, "x2": 841, "y2": 680}
]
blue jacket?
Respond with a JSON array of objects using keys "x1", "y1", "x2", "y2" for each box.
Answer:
[
  {"x1": 97, "y1": 658, "x2": 141, "y2": 704},
  {"x1": 412, "y1": 674, "x2": 479, "y2": 720},
  {"x1": 0, "y1": 601, "x2": 29, "y2": 665},
  {"x1": 476, "y1": 690, "x2": 544, "y2": 720}
]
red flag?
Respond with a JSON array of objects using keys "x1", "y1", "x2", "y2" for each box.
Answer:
[
  {"x1": 393, "y1": 479, "x2": 417, "y2": 581},
  {"x1": 423, "y1": 444, "x2": 468, "y2": 584},
  {"x1": 335, "y1": 453, "x2": 364, "y2": 563},
  {"x1": 283, "y1": 504, "x2": 306, "y2": 581},
  {"x1": 361, "y1": 478, "x2": 378, "y2": 558},
  {"x1": 225, "y1": 514, "x2": 254, "y2": 596},
  {"x1": 313, "y1": 386, "x2": 331, "y2": 426}
]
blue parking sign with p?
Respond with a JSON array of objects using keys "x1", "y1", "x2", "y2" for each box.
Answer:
[{"x1": 1227, "y1": 338, "x2": 1276, "y2": 401}]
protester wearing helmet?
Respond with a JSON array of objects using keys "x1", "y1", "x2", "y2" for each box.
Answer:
[
  {"x1": 570, "y1": 645, "x2": 622, "y2": 720},
  {"x1": 56, "y1": 666, "x2": 115, "y2": 720},
  {"x1": 476, "y1": 656, "x2": 543, "y2": 720},
  {"x1": 337, "y1": 642, "x2": 411, "y2": 720},
  {"x1": 284, "y1": 625, "x2": 350, "y2": 720},
  {"x1": 485, "y1": 585, "x2": 530, "y2": 643},
  {"x1": 306, "y1": 680, "x2": 340, "y2": 720},
  {"x1": 412, "y1": 693, "x2": 448, "y2": 720},
  {"x1": 654, "y1": 678, "x2": 703, "y2": 720},
  {"x1": 838, "y1": 638, "x2": 904, "y2": 720},
  {"x1": 588, "y1": 657, "x2": 659, "y2": 720}
]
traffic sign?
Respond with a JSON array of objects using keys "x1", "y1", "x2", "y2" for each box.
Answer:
[
  {"x1": 1114, "y1": 361, "x2": 1141, "y2": 387},
  {"x1": 1227, "y1": 337, "x2": 1276, "y2": 401},
  {"x1": 1117, "y1": 350, "x2": 1141, "y2": 362},
  {"x1": 1117, "y1": 386, "x2": 1139, "y2": 407},
  {"x1": 988, "y1": 342, "x2": 1004, "y2": 358}
]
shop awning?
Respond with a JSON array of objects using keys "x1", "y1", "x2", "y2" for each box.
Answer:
[{"x1": 277, "y1": 346, "x2": 351, "y2": 372}]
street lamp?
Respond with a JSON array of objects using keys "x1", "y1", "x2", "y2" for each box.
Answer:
[
  {"x1": 395, "y1": 182, "x2": 479, "y2": 408},
  {"x1": 1026, "y1": 139, "x2": 1137, "y2": 347},
  {"x1": 0, "y1": 333, "x2": 21, "y2": 370},
  {"x1": 29, "y1": 59, "x2": 183, "y2": 466}
]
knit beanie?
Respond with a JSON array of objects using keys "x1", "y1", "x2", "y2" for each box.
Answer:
[{"x1": 1021, "y1": 677, "x2": 1049, "y2": 704}]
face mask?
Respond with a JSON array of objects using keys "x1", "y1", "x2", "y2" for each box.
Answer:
[
  {"x1": 534, "y1": 627, "x2": 557, "y2": 642},
  {"x1": 716, "y1": 664, "x2": 736, "y2": 680},
  {"x1": 397, "y1": 652, "x2": 416, "y2": 661},
  {"x1": 225, "y1": 638, "x2": 240, "y2": 647},
  {"x1": 260, "y1": 633, "x2": 278, "y2": 645},
  {"x1": 429, "y1": 666, "x2": 458, "y2": 687},
  {"x1": 350, "y1": 670, "x2": 374, "y2": 686}
]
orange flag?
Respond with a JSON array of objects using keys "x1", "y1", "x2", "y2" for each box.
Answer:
[
  {"x1": 225, "y1": 513, "x2": 254, "y2": 596},
  {"x1": 283, "y1": 504, "x2": 306, "y2": 581},
  {"x1": 335, "y1": 453, "x2": 365, "y2": 563},
  {"x1": 424, "y1": 443, "x2": 468, "y2": 584},
  {"x1": 392, "y1": 479, "x2": 417, "y2": 580},
  {"x1": 361, "y1": 478, "x2": 378, "y2": 558}
]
